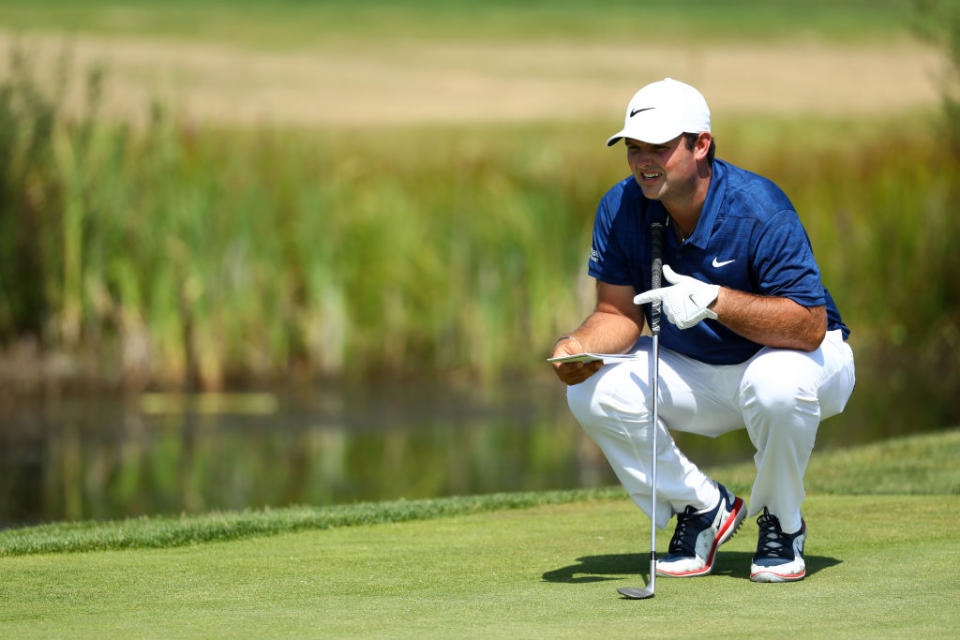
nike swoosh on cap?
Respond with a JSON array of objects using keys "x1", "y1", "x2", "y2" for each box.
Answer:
[
  {"x1": 712, "y1": 258, "x2": 735, "y2": 268},
  {"x1": 629, "y1": 107, "x2": 654, "y2": 117}
]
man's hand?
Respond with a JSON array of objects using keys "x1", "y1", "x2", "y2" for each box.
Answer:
[
  {"x1": 633, "y1": 265, "x2": 720, "y2": 330},
  {"x1": 550, "y1": 335, "x2": 603, "y2": 385}
]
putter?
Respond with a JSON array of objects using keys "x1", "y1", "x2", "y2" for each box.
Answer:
[{"x1": 618, "y1": 221, "x2": 665, "y2": 600}]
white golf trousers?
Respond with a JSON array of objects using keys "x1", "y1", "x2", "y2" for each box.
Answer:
[{"x1": 566, "y1": 330, "x2": 855, "y2": 534}]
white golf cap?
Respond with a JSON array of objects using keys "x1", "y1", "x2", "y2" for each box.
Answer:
[{"x1": 605, "y1": 78, "x2": 711, "y2": 146}]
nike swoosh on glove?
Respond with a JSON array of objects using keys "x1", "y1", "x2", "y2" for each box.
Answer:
[{"x1": 632, "y1": 265, "x2": 720, "y2": 330}]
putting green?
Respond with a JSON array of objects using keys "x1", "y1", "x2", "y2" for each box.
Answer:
[{"x1": 1, "y1": 494, "x2": 957, "y2": 639}]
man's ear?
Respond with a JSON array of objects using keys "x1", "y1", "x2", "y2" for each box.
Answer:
[{"x1": 695, "y1": 132, "x2": 712, "y2": 160}]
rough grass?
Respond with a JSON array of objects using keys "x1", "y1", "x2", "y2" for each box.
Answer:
[{"x1": 722, "y1": 426, "x2": 960, "y2": 497}]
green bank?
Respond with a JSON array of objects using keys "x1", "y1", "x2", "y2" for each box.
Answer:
[{"x1": 1, "y1": 429, "x2": 958, "y2": 639}]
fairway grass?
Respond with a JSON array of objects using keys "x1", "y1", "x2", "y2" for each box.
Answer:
[
  {"x1": 0, "y1": 495, "x2": 957, "y2": 639},
  {"x1": 1, "y1": 430, "x2": 959, "y2": 638}
]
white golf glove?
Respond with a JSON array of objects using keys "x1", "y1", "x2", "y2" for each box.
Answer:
[{"x1": 633, "y1": 264, "x2": 720, "y2": 330}]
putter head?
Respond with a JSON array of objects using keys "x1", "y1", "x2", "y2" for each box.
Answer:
[{"x1": 617, "y1": 586, "x2": 655, "y2": 600}]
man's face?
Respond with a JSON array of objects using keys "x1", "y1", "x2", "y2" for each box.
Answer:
[{"x1": 625, "y1": 135, "x2": 699, "y2": 203}]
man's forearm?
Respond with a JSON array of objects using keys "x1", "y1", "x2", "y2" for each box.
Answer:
[
  {"x1": 564, "y1": 310, "x2": 644, "y2": 354},
  {"x1": 711, "y1": 288, "x2": 826, "y2": 351}
]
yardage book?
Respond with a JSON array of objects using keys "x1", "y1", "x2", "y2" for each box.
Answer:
[{"x1": 546, "y1": 353, "x2": 641, "y2": 364}]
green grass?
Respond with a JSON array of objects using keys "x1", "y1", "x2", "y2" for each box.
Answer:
[
  {"x1": 0, "y1": 0, "x2": 940, "y2": 47},
  {"x1": 1, "y1": 430, "x2": 959, "y2": 639}
]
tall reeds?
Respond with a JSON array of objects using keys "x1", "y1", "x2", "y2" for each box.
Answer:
[{"x1": 0, "y1": 47, "x2": 957, "y2": 430}]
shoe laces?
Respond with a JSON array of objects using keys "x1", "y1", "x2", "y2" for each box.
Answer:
[
  {"x1": 755, "y1": 509, "x2": 792, "y2": 560},
  {"x1": 667, "y1": 506, "x2": 705, "y2": 556}
]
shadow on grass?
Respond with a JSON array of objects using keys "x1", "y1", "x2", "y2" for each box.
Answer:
[{"x1": 542, "y1": 552, "x2": 841, "y2": 583}]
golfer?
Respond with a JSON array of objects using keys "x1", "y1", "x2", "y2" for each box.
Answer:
[{"x1": 551, "y1": 78, "x2": 855, "y2": 583}]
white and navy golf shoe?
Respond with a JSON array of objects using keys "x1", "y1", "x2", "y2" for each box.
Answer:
[
  {"x1": 750, "y1": 508, "x2": 807, "y2": 583},
  {"x1": 656, "y1": 483, "x2": 746, "y2": 578}
]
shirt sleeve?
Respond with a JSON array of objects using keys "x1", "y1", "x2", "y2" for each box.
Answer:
[
  {"x1": 587, "y1": 194, "x2": 633, "y2": 285},
  {"x1": 752, "y1": 210, "x2": 826, "y2": 307}
]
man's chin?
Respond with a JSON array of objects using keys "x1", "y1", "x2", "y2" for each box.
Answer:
[{"x1": 636, "y1": 180, "x2": 664, "y2": 200}]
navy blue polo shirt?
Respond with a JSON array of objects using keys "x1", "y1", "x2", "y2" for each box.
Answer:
[{"x1": 588, "y1": 159, "x2": 849, "y2": 365}]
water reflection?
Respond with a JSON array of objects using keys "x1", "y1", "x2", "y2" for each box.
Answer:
[
  {"x1": 0, "y1": 366, "x2": 947, "y2": 528},
  {"x1": 1, "y1": 378, "x2": 622, "y2": 528}
]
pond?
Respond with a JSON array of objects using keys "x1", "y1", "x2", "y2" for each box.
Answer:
[{"x1": 0, "y1": 367, "x2": 945, "y2": 529}]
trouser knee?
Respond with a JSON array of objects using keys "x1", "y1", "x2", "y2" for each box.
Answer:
[{"x1": 740, "y1": 373, "x2": 820, "y2": 451}]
